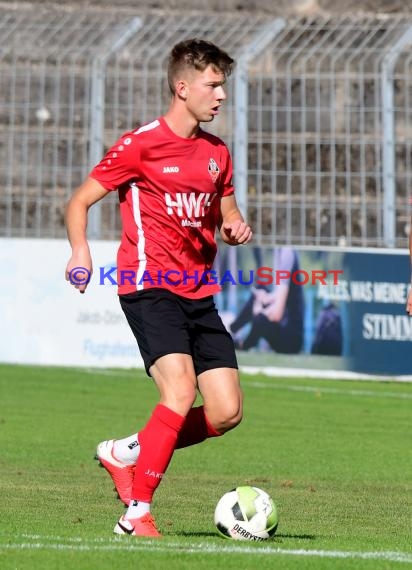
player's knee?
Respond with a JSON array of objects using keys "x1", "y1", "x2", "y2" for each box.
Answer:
[
  {"x1": 167, "y1": 386, "x2": 196, "y2": 416},
  {"x1": 211, "y1": 404, "x2": 243, "y2": 434},
  {"x1": 176, "y1": 384, "x2": 198, "y2": 410},
  {"x1": 160, "y1": 382, "x2": 197, "y2": 415},
  {"x1": 222, "y1": 407, "x2": 243, "y2": 432}
]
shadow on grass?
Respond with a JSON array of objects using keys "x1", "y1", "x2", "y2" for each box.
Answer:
[
  {"x1": 276, "y1": 533, "x2": 316, "y2": 540},
  {"x1": 174, "y1": 531, "x2": 316, "y2": 540},
  {"x1": 174, "y1": 531, "x2": 220, "y2": 537}
]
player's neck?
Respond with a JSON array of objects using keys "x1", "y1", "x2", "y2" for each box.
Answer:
[{"x1": 163, "y1": 106, "x2": 200, "y2": 139}]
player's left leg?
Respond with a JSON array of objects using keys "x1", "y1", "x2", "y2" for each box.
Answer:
[
  {"x1": 95, "y1": 439, "x2": 136, "y2": 506},
  {"x1": 196, "y1": 366, "x2": 243, "y2": 434},
  {"x1": 170, "y1": 367, "x2": 242, "y2": 448},
  {"x1": 182, "y1": 297, "x2": 242, "y2": 438}
]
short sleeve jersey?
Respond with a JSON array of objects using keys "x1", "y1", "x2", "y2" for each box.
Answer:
[{"x1": 90, "y1": 117, "x2": 234, "y2": 298}]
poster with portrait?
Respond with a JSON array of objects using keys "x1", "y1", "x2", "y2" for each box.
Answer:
[{"x1": 215, "y1": 245, "x2": 411, "y2": 377}]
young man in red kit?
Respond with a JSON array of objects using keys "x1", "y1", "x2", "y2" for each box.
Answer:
[{"x1": 65, "y1": 38, "x2": 252, "y2": 537}]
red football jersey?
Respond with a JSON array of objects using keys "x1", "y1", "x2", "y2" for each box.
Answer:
[{"x1": 90, "y1": 117, "x2": 235, "y2": 298}]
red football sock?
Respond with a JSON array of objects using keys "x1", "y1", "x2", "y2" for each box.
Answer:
[
  {"x1": 131, "y1": 404, "x2": 185, "y2": 502},
  {"x1": 176, "y1": 406, "x2": 221, "y2": 449}
]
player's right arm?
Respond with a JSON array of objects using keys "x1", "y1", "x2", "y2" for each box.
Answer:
[{"x1": 65, "y1": 177, "x2": 109, "y2": 294}]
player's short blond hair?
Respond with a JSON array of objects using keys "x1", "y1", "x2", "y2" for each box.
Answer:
[{"x1": 167, "y1": 38, "x2": 234, "y2": 95}]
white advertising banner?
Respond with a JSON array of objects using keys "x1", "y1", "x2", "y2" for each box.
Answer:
[
  {"x1": 2, "y1": 238, "x2": 410, "y2": 378},
  {"x1": 0, "y1": 238, "x2": 143, "y2": 368}
]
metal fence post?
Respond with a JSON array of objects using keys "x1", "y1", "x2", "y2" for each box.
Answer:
[
  {"x1": 381, "y1": 25, "x2": 412, "y2": 248},
  {"x1": 88, "y1": 17, "x2": 143, "y2": 239},
  {"x1": 233, "y1": 18, "x2": 286, "y2": 220},
  {"x1": 228, "y1": 19, "x2": 285, "y2": 313}
]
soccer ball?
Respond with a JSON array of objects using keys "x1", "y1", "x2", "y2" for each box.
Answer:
[{"x1": 214, "y1": 486, "x2": 278, "y2": 541}]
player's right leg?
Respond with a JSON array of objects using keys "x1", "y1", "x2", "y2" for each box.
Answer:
[
  {"x1": 115, "y1": 352, "x2": 197, "y2": 537},
  {"x1": 95, "y1": 289, "x2": 191, "y2": 507}
]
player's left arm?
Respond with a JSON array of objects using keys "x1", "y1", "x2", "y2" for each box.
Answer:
[{"x1": 219, "y1": 194, "x2": 252, "y2": 246}]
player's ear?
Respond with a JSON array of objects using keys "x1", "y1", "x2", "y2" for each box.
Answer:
[{"x1": 175, "y1": 80, "x2": 188, "y2": 100}]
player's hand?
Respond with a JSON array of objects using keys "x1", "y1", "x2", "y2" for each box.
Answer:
[
  {"x1": 220, "y1": 220, "x2": 252, "y2": 246},
  {"x1": 406, "y1": 286, "x2": 412, "y2": 315},
  {"x1": 65, "y1": 250, "x2": 93, "y2": 294}
]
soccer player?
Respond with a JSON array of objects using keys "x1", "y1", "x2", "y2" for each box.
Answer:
[{"x1": 65, "y1": 38, "x2": 252, "y2": 537}]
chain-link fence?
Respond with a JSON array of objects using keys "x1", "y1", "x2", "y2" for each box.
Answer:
[
  {"x1": 246, "y1": 15, "x2": 412, "y2": 248},
  {"x1": 1, "y1": 6, "x2": 412, "y2": 247}
]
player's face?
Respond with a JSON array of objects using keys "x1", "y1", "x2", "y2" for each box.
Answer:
[{"x1": 183, "y1": 65, "x2": 227, "y2": 123}]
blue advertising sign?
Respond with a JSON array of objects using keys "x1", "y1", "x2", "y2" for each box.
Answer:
[
  {"x1": 215, "y1": 245, "x2": 410, "y2": 377},
  {"x1": 343, "y1": 252, "x2": 411, "y2": 375}
]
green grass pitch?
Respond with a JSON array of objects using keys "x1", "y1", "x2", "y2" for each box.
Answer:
[{"x1": 0, "y1": 364, "x2": 411, "y2": 569}]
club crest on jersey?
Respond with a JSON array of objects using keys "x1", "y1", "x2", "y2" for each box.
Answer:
[{"x1": 208, "y1": 158, "x2": 220, "y2": 183}]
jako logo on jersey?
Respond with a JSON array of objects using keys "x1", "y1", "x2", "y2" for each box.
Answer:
[
  {"x1": 165, "y1": 192, "x2": 215, "y2": 218},
  {"x1": 208, "y1": 158, "x2": 220, "y2": 183},
  {"x1": 163, "y1": 166, "x2": 180, "y2": 173}
]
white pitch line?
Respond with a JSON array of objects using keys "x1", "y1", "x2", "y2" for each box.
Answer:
[
  {"x1": 243, "y1": 380, "x2": 412, "y2": 400},
  {"x1": 82, "y1": 367, "x2": 412, "y2": 398},
  {"x1": 1, "y1": 540, "x2": 411, "y2": 564},
  {"x1": 240, "y1": 365, "x2": 412, "y2": 383},
  {"x1": 81, "y1": 365, "x2": 412, "y2": 385},
  {"x1": 81, "y1": 368, "x2": 139, "y2": 378}
]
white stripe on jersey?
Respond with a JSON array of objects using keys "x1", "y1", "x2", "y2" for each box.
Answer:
[
  {"x1": 131, "y1": 183, "x2": 147, "y2": 291},
  {"x1": 134, "y1": 119, "x2": 160, "y2": 135}
]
